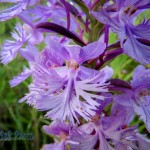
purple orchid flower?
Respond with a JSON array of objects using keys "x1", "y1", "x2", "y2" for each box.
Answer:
[
  {"x1": 91, "y1": 0, "x2": 150, "y2": 64},
  {"x1": 42, "y1": 121, "x2": 71, "y2": 150},
  {"x1": 19, "y1": 39, "x2": 113, "y2": 124},
  {"x1": 8, "y1": 35, "x2": 71, "y2": 88},
  {"x1": 1, "y1": 1, "x2": 150, "y2": 149},
  {"x1": 70, "y1": 113, "x2": 150, "y2": 150},
  {"x1": 42, "y1": 114, "x2": 150, "y2": 150},
  {"x1": 114, "y1": 65, "x2": 150, "y2": 132},
  {"x1": 41, "y1": 123, "x2": 66, "y2": 150},
  {"x1": 69, "y1": 113, "x2": 149, "y2": 150}
]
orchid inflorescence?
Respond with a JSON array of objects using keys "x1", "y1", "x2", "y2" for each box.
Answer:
[{"x1": 1, "y1": 0, "x2": 150, "y2": 149}]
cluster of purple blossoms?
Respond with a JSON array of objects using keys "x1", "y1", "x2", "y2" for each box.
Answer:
[{"x1": 1, "y1": 0, "x2": 150, "y2": 149}]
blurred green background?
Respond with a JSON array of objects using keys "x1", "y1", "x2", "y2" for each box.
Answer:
[
  {"x1": 0, "y1": 19, "x2": 52, "y2": 150},
  {"x1": 0, "y1": 6, "x2": 150, "y2": 150}
]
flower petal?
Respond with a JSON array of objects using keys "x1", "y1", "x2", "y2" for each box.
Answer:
[
  {"x1": 20, "y1": 45, "x2": 39, "y2": 62},
  {"x1": 79, "y1": 40, "x2": 106, "y2": 63},
  {"x1": 91, "y1": 10, "x2": 120, "y2": 32},
  {"x1": 46, "y1": 38, "x2": 70, "y2": 61},
  {"x1": 0, "y1": 23, "x2": 28, "y2": 64},
  {"x1": 136, "y1": 133, "x2": 150, "y2": 149},
  {"x1": 131, "y1": 18, "x2": 150, "y2": 39},
  {"x1": 9, "y1": 67, "x2": 31, "y2": 87},
  {"x1": 123, "y1": 27, "x2": 150, "y2": 64},
  {"x1": 70, "y1": 129, "x2": 98, "y2": 150},
  {"x1": 43, "y1": 122, "x2": 70, "y2": 136},
  {"x1": 66, "y1": 45, "x2": 81, "y2": 62},
  {"x1": 42, "y1": 141, "x2": 66, "y2": 150},
  {"x1": 132, "y1": 65, "x2": 146, "y2": 80},
  {"x1": 132, "y1": 96, "x2": 150, "y2": 132}
]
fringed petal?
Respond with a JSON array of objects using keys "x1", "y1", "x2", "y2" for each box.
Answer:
[
  {"x1": 9, "y1": 67, "x2": 31, "y2": 87},
  {"x1": 0, "y1": 23, "x2": 28, "y2": 64}
]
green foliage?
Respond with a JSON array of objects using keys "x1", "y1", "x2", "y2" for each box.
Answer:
[
  {"x1": 0, "y1": 18, "x2": 18, "y2": 45},
  {"x1": 0, "y1": 58, "x2": 52, "y2": 150},
  {"x1": 110, "y1": 54, "x2": 138, "y2": 81},
  {"x1": 0, "y1": 21, "x2": 52, "y2": 150},
  {"x1": 135, "y1": 9, "x2": 150, "y2": 25}
]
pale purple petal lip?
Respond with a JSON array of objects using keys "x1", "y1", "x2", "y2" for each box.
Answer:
[{"x1": 35, "y1": 65, "x2": 113, "y2": 124}]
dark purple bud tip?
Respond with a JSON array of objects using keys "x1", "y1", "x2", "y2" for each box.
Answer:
[
  {"x1": 108, "y1": 79, "x2": 132, "y2": 89},
  {"x1": 35, "y1": 22, "x2": 86, "y2": 46}
]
